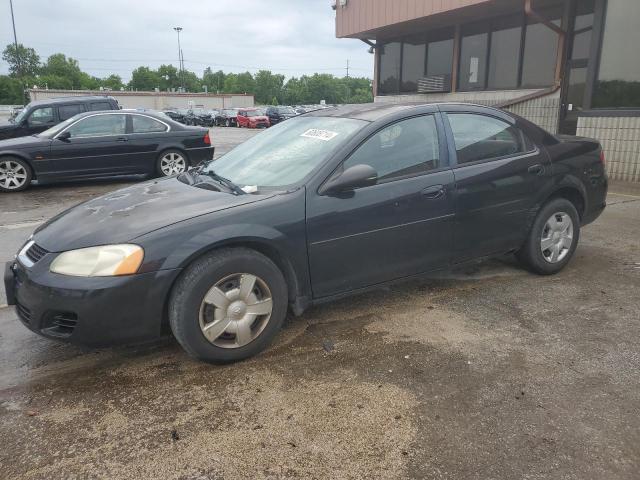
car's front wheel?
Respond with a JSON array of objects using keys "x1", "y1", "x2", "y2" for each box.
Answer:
[
  {"x1": 157, "y1": 150, "x2": 188, "y2": 177},
  {"x1": 0, "y1": 157, "x2": 32, "y2": 193},
  {"x1": 169, "y1": 248, "x2": 288, "y2": 363},
  {"x1": 516, "y1": 198, "x2": 580, "y2": 275}
]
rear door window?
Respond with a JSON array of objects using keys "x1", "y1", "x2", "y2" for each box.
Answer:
[
  {"x1": 58, "y1": 104, "x2": 86, "y2": 121},
  {"x1": 89, "y1": 102, "x2": 112, "y2": 111},
  {"x1": 132, "y1": 115, "x2": 168, "y2": 133},
  {"x1": 446, "y1": 113, "x2": 529, "y2": 164}
]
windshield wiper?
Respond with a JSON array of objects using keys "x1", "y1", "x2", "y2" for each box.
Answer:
[{"x1": 197, "y1": 169, "x2": 246, "y2": 195}]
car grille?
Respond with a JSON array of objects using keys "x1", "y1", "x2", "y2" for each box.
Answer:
[
  {"x1": 42, "y1": 312, "x2": 78, "y2": 338},
  {"x1": 25, "y1": 243, "x2": 49, "y2": 264}
]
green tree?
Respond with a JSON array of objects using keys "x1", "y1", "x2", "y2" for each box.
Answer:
[
  {"x1": 202, "y1": 68, "x2": 225, "y2": 93},
  {"x1": 157, "y1": 64, "x2": 180, "y2": 91},
  {"x1": 0, "y1": 75, "x2": 26, "y2": 104},
  {"x1": 224, "y1": 72, "x2": 255, "y2": 94},
  {"x1": 100, "y1": 74, "x2": 124, "y2": 91},
  {"x1": 2, "y1": 43, "x2": 40, "y2": 77},
  {"x1": 254, "y1": 70, "x2": 284, "y2": 104},
  {"x1": 128, "y1": 66, "x2": 161, "y2": 91},
  {"x1": 41, "y1": 54, "x2": 84, "y2": 88}
]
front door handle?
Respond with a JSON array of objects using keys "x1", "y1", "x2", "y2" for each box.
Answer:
[
  {"x1": 421, "y1": 184, "x2": 445, "y2": 199},
  {"x1": 115, "y1": 136, "x2": 128, "y2": 142},
  {"x1": 528, "y1": 164, "x2": 545, "y2": 176}
]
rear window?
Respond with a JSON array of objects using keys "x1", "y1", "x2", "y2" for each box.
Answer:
[
  {"x1": 132, "y1": 115, "x2": 168, "y2": 133},
  {"x1": 58, "y1": 104, "x2": 86, "y2": 121},
  {"x1": 89, "y1": 102, "x2": 112, "y2": 111}
]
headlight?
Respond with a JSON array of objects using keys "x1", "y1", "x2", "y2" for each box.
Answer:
[{"x1": 50, "y1": 244, "x2": 144, "y2": 277}]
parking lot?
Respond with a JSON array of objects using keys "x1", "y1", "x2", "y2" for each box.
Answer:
[{"x1": 1, "y1": 126, "x2": 639, "y2": 479}]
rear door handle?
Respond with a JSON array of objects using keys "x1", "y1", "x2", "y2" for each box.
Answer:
[
  {"x1": 528, "y1": 164, "x2": 545, "y2": 176},
  {"x1": 421, "y1": 184, "x2": 445, "y2": 199},
  {"x1": 115, "y1": 137, "x2": 128, "y2": 142}
]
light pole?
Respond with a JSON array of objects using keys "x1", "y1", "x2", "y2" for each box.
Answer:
[
  {"x1": 173, "y1": 27, "x2": 184, "y2": 92},
  {"x1": 9, "y1": 0, "x2": 21, "y2": 77}
]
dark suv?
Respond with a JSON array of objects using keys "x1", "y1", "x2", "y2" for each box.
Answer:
[
  {"x1": 0, "y1": 96, "x2": 119, "y2": 140},
  {"x1": 264, "y1": 106, "x2": 297, "y2": 125}
]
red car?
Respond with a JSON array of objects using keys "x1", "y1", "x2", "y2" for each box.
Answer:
[{"x1": 236, "y1": 109, "x2": 270, "y2": 129}]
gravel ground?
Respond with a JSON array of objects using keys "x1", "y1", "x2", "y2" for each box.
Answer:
[{"x1": 0, "y1": 126, "x2": 639, "y2": 479}]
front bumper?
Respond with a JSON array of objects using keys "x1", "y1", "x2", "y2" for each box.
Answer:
[{"x1": 5, "y1": 259, "x2": 181, "y2": 346}]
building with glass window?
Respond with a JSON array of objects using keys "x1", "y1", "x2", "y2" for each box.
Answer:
[{"x1": 335, "y1": 0, "x2": 640, "y2": 182}]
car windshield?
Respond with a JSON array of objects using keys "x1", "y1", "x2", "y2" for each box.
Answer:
[
  {"x1": 37, "y1": 117, "x2": 76, "y2": 138},
  {"x1": 245, "y1": 111, "x2": 262, "y2": 117},
  {"x1": 277, "y1": 107, "x2": 296, "y2": 115},
  {"x1": 223, "y1": 110, "x2": 237, "y2": 115},
  {"x1": 203, "y1": 116, "x2": 365, "y2": 188}
]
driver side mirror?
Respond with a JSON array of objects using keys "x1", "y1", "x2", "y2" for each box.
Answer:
[
  {"x1": 57, "y1": 131, "x2": 71, "y2": 141},
  {"x1": 319, "y1": 164, "x2": 378, "y2": 195}
]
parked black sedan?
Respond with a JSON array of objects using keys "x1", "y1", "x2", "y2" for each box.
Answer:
[
  {"x1": 0, "y1": 110, "x2": 213, "y2": 192},
  {"x1": 215, "y1": 109, "x2": 239, "y2": 127},
  {"x1": 5, "y1": 103, "x2": 607, "y2": 364}
]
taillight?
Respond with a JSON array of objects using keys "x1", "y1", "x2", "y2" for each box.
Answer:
[
  {"x1": 203, "y1": 132, "x2": 211, "y2": 145},
  {"x1": 599, "y1": 150, "x2": 605, "y2": 165}
]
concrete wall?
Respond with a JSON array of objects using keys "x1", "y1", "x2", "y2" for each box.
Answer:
[
  {"x1": 578, "y1": 116, "x2": 640, "y2": 183},
  {"x1": 27, "y1": 89, "x2": 254, "y2": 110},
  {"x1": 374, "y1": 89, "x2": 561, "y2": 133}
]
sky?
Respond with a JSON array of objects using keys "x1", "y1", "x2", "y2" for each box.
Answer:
[{"x1": 1, "y1": 0, "x2": 373, "y2": 82}]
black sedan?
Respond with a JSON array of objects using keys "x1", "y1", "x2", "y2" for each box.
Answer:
[
  {"x1": 0, "y1": 110, "x2": 213, "y2": 192},
  {"x1": 215, "y1": 109, "x2": 239, "y2": 127},
  {"x1": 5, "y1": 103, "x2": 607, "y2": 363}
]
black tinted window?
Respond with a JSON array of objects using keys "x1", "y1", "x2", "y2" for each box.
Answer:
[
  {"x1": 58, "y1": 104, "x2": 86, "y2": 121},
  {"x1": 67, "y1": 114, "x2": 126, "y2": 138},
  {"x1": 132, "y1": 115, "x2": 167, "y2": 133},
  {"x1": 447, "y1": 113, "x2": 528, "y2": 164},
  {"x1": 89, "y1": 102, "x2": 112, "y2": 111},
  {"x1": 28, "y1": 107, "x2": 55, "y2": 126},
  {"x1": 344, "y1": 115, "x2": 440, "y2": 183}
]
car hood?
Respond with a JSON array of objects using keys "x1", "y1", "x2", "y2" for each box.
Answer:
[
  {"x1": 34, "y1": 176, "x2": 275, "y2": 252},
  {"x1": 0, "y1": 123, "x2": 20, "y2": 140}
]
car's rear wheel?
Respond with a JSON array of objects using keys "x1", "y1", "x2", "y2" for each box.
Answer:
[
  {"x1": 516, "y1": 198, "x2": 580, "y2": 275},
  {"x1": 0, "y1": 157, "x2": 32, "y2": 193},
  {"x1": 225, "y1": 119, "x2": 230, "y2": 127},
  {"x1": 169, "y1": 248, "x2": 288, "y2": 363},
  {"x1": 157, "y1": 150, "x2": 188, "y2": 177}
]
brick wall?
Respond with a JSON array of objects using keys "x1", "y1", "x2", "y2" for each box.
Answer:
[{"x1": 577, "y1": 116, "x2": 640, "y2": 183}]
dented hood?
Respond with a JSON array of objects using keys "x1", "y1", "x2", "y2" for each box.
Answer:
[{"x1": 33, "y1": 176, "x2": 273, "y2": 252}]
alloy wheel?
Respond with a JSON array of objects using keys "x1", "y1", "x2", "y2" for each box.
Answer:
[
  {"x1": 540, "y1": 211, "x2": 574, "y2": 263},
  {"x1": 198, "y1": 273, "x2": 273, "y2": 349},
  {"x1": 0, "y1": 160, "x2": 28, "y2": 190},
  {"x1": 160, "y1": 152, "x2": 187, "y2": 176}
]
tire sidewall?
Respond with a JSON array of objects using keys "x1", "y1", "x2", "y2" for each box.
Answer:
[
  {"x1": 0, "y1": 156, "x2": 32, "y2": 193},
  {"x1": 169, "y1": 249, "x2": 288, "y2": 363},
  {"x1": 525, "y1": 199, "x2": 580, "y2": 274}
]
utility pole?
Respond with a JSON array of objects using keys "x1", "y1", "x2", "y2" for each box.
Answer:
[
  {"x1": 9, "y1": 0, "x2": 21, "y2": 78},
  {"x1": 173, "y1": 27, "x2": 184, "y2": 92},
  {"x1": 345, "y1": 59, "x2": 350, "y2": 103}
]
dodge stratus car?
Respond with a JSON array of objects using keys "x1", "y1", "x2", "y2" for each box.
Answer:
[{"x1": 5, "y1": 103, "x2": 607, "y2": 363}]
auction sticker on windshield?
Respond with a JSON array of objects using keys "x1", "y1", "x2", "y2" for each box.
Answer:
[{"x1": 300, "y1": 129, "x2": 339, "y2": 141}]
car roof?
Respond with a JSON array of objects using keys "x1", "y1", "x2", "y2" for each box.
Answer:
[
  {"x1": 304, "y1": 102, "x2": 510, "y2": 122},
  {"x1": 28, "y1": 96, "x2": 116, "y2": 107}
]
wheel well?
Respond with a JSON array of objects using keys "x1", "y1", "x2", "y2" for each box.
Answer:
[
  {"x1": 546, "y1": 187, "x2": 585, "y2": 219},
  {"x1": 0, "y1": 154, "x2": 36, "y2": 179}
]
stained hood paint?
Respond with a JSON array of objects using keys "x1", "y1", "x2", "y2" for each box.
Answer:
[{"x1": 34, "y1": 176, "x2": 274, "y2": 252}]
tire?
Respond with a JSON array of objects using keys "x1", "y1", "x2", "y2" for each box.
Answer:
[
  {"x1": 225, "y1": 119, "x2": 230, "y2": 127},
  {"x1": 516, "y1": 198, "x2": 580, "y2": 275},
  {"x1": 0, "y1": 156, "x2": 32, "y2": 193},
  {"x1": 156, "y1": 149, "x2": 189, "y2": 177},
  {"x1": 169, "y1": 248, "x2": 288, "y2": 363}
]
